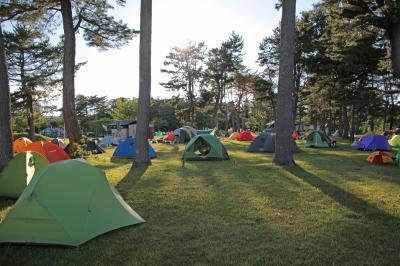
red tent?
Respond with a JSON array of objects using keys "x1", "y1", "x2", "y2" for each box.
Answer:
[
  {"x1": 291, "y1": 131, "x2": 297, "y2": 140},
  {"x1": 164, "y1": 131, "x2": 174, "y2": 141},
  {"x1": 236, "y1": 131, "x2": 254, "y2": 141}
]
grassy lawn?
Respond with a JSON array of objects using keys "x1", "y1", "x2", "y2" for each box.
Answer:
[{"x1": 0, "y1": 141, "x2": 399, "y2": 265}]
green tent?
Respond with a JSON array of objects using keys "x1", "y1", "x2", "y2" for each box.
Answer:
[
  {"x1": 305, "y1": 131, "x2": 331, "y2": 148},
  {"x1": 0, "y1": 151, "x2": 48, "y2": 199},
  {"x1": 396, "y1": 150, "x2": 400, "y2": 167},
  {"x1": 182, "y1": 135, "x2": 229, "y2": 161},
  {"x1": 0, "y1": 159, "x2": 145, "y2": 247}
]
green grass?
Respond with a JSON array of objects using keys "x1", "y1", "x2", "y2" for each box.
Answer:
[{"x1": 0, "y1": 141, "x2": 399, "y2": 265}]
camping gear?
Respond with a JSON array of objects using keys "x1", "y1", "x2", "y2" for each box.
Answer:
[
  {"x1": 19, "y1": 141, "x2": 70, "y2": 163},
  {"x1": 174, "y1": 126, "x2": 197, "y2": 143},
  {"x1": 86, "y1": 141, "x2": 105, "y2": 154},
  {"x1": 197, "y1": 129, "x2": 213, "y2": 135},
  {"x1": 0, "y1": 151, "x2": 48, "y2": 198},
  {"x1": 351, "y1": 140, "x2": 359, "y2": 147},
  {"x1": 13, "y1": 137, "x2": 32, "y2": 154},
  {"x1": 291, "y1": 131, "x2": 297, "y2": 140},
  {"x1": 164, "y1": 131, "x2": 174, "y2": 142},
  {"x1": 112, "y1": 137, "x2": 156, "y2": 159},
  {"x1": 98, "y1": 136, "x2": 121, "y2": 147},
  {"x1": 228, "y1": 132, "x2": 239, "y2": 140},
  {"x1": 389, "y1": 135, "x2": 400, "y2": 148},
  {"x1": 0, "y1": 159, "x2": 145, "y2": 246},
  {"x1": 51, "y1": 138, "x2": 66, "y2": 149},
  {"x1": 356, "y1": 134, "x2": 391, "y2": 151},
  {"x1": 396, "y1": 150, "x2": 400, "y2": 166},
  {"x1": 182, "y1": 135, "x2": 229, "y2": 161},
  {"x1": 367, "y1": 151, "x2": 395, "y2": 164},
  {"x1": 236, "y1": 131, "x2": 254, "y2": 141},
  {"x1": 248, "y1": 130, "x2": 299, "y2": 153},
  {"x1": 305, "y1": 131, "x2": 331, "y2": 148}
]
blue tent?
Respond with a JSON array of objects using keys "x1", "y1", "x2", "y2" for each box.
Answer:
[
  {"x1": 356, "y1": 134, "x2": 391, "y2": 151},
  {"x1": 112, "y1": 138, "x2": 156, "y2": 159}
]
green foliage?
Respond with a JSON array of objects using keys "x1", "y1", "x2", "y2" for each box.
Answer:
[
  {"x1": 13, "y1": 132, "x2": 51, "y2": 141},
  {"x1": 109, "y1": 97, "x2": 138, "y2": 121},
  {"x1": 64, "y1": 142, "x2": 89, "y2": 159}
]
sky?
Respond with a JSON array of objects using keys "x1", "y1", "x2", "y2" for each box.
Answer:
[{"x1": 73, "y1": 0, "x2": 319, "y2": 100}]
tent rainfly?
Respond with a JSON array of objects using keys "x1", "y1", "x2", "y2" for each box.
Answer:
[
  {"x1": 182, "y1": 135, "x2": 229, "y2": 161},
  {"x1": 0, "y1": 159, "x2": 145, "y2": 246}
]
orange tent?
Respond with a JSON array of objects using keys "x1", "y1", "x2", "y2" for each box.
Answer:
[
  {"x1": 236, "y1": 131, "x2": 254, "y2": 141},
  {"x1": 19, "y1": 141, "x2": 70, "y2": 163},
  {"x1": 13, "y1": 137, "x2": 32, "y2": 154},
  {"x1": 367, "y1": 151, "x2": 395, "y2": 164}
]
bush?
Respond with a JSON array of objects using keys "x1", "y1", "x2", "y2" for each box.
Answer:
[
  {"x1": 13, "y1": 132, "x2": 52, "y2": 141},
  {"x1": 64, "y1": 142, "x2": 90, "y2": 159}
]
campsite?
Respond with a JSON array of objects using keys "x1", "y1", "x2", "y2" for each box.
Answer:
[{"x1": 0, "y1": 0, "x2": 399, "y2": 265}]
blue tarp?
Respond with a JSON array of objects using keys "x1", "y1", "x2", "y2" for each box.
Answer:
[
  {"x1": 356, "y1": 134, "x2": 391, "y2": 151},
  {"x1": 112, "y1": 138, "x2": 156, "y2": 158}
]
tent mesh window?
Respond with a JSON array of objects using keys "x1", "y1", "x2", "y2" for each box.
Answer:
[{"x1": 193, "y1": 138, "x2": 211, "y2": 157}]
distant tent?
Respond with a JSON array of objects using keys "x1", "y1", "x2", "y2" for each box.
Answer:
[
  {"x1": 367, "y1": 151, "x2": 395, "y2": 164},
  {"x1": 13, "y1": 137, "x2": 32, "y2": 154},
  {"x1": 356, "y1": 134, "x2": 391, "y2": 151},
  {"x1": 178, "y1": 126, "x2": 197, "y2": 143},
  {"x1": 0, "y1": 151, "x2": 48, "y2": 198},
  {"x1": 236, "y1": 131, "x2": 254, "y2": 141},
  {"x1": 163, "y1": 131, "x2": 174, "y2": 141},
  {"x1": 19, "y1": 141, "x2": 70, "y2": 163},
  {"x1": 51, "y1": 138, "x2": 66, "y2": 149},
  {"x1": 389, "y1": 135, "x2": 400, "y2": 148},
  {"x1": 182, "y1": 135, "x2": 229, "y2": 161},
  {"x1": 248, "y1": 130, "x2": 299, "y2": 153},
  {"x1": 305, "y1": 131, "x2": 331, "y2": 148},
  {"x1": 291, "y1": 131, "x2": 297, "y2": 140},
  {"x1": 86, "y1": 141, "x2": 105, "y2": 154},
  {"x1": 197, "y1": 129, "x2": 213, "y2": 135},
  {"x1": 228, "y1": 132, "x2": 239, "y2": 140},
  {"x1": 0, "y1": 160, "x2": 145, "y2": 246},
  {"x1": 98, "y1": 136, "x2": 120, "y2": 147},
  {"x1": 112, "y1": 138, "x2": 156, "y2": 159}
]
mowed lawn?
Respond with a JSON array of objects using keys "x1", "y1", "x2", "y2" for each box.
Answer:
[{"x1": 0, "y1": 140, "x2": 399, "y2": 265}]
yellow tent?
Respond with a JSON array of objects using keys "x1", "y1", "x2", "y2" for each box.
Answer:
[
  {"x1": 389, "y1": 135, "x2": 400, "y2": 147},
  {"x1": 228, "y1": 132, "x2": 239, "y2": 140}
]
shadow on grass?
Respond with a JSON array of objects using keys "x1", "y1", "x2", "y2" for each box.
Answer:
[
  {"x1": 116, "y1": 166, "x2": 148, "y2": 191},
  {"x1": 285, "y1": 166, "x2": 400, "y2": 226}
]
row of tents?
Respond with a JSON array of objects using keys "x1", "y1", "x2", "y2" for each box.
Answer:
[{"x1": 0, "y1": 138, "x2": 145, "y2": 246}]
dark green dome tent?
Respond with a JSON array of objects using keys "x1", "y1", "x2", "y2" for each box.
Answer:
[
  {"x1": 248, "y1": 130, "x2": 299, "y2": 153},
  {"x1": 305, "y1": 131, "x2": 332, "y2": 148},
  {"x1": 0, "y1": 151, "x2": 49, "y2": 199},
  {"x1": 182, "y1": 135, "x2": 229, "y2": 161},
  {"x1": 0, "y1": 159, "x2": 145, "y2": 247}
]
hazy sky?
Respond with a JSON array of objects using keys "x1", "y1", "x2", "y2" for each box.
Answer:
[{"x1": 73, "y1": 0, "x2": 318, "y2": 100}]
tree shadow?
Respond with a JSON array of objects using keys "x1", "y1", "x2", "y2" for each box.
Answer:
[
  {"x1": 116, "y1": 166, "x2": 149, "y2": 193},
  {"x1": 285, "y1": 165, "x2": 400, "y2": 227}
]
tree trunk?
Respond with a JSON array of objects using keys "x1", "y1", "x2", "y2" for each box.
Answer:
[
  {"x1": 27, "y1": 93, "x2": 35, "y2": 141},
  {"x1": 213, "y1": 86, "x2": 221, "y2": 128},
  {"x1": 389, "y1": 22, "x2": 400, "y2": 77},
  {"x1": 273, "y1": 0, "x2": 296, "y2": 166},
  {"x1": 61, "y1": 0, "x2": 81, "y2": 143},
  {"x1": 134, "y1": 0, "x2": 152, "y2": 168},
  {"x1": 349, "y1": 104, "x2": 356, "y2": 143},
  {"x1": 0, "y1": 23, "x2": 13, "y2": 172},
  {"x1": 342, "y1": 104, "x2": 349, "y2": 139}
]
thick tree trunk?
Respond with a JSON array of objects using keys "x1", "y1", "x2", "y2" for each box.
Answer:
[
  {"x1": 27, "y1": 93, "x2": 35, "y2": 141},
  {"x1": 273, "y1": 0, "x2": 296, "y2": 166},
  {"x1": 134, "y1": 0, "x2": 152, "y2": 168},
  {"x1": 349, "y1": 104, "x2": 356, "y2": 143},
  {"x1": 61, "y1": 0, "x2": 81, "y2": 143},
  {"x1": 213, "y1": 87, "x2": 221, "y2": 128},
  {"x1": 389, "y1": 22, "x2": 400, "y2": 77},
  {"x1": 0, "y1": 23, "x2": 13, "y2": 172}
]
